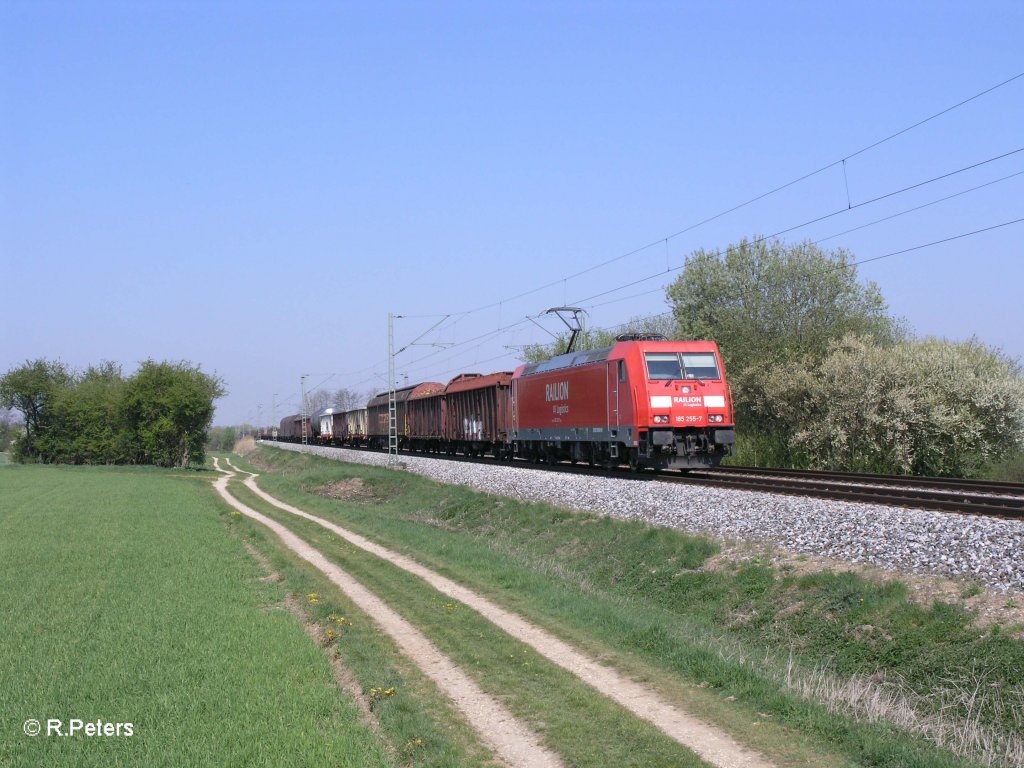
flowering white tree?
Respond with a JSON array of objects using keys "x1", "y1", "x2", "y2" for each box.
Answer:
[{"x1": 746, "y1": 335, "x2": 1024, "y2": 476}]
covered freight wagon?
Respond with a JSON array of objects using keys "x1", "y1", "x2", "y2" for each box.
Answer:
[
  {"x1": 314, "y1": 408, "x2": 344, "y2": 445},
  {"x1": 277, "y1": 413, "x2": 311, "y2": 443},
  {"x1": 341, "y1": 408, "x2": 368, "y2": 445}
]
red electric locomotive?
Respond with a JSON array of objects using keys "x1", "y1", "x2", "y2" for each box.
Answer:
[{"x1": 511, "y1": 336, "x2": 735, "y2": 470}]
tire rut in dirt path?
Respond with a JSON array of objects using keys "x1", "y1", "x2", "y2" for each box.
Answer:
[
  {"x1": 225, "y1": 457, "x2": 775, "y2": 768},
  {"x1": 212, "y1": 459, "x2": 563, "y2": 768}
]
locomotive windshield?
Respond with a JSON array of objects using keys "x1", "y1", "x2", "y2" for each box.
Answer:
[
  {"x1": 645, "y1": 352, "x2": 720, "y2": 380},
  {"x1": 681, "y1": 353, "x2": 720, "y2": 379}
]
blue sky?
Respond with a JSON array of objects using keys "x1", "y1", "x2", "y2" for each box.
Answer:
[{"x1": 2, "y1": 1, "x2": 1022, "y2": 425}]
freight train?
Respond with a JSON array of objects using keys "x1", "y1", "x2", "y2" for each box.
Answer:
[{"x1": 267, "y1": 336, "x2": 735, "y2": 471}]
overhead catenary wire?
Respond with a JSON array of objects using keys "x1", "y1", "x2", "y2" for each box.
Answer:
[
  {"x1": 566, "y1": 151, "x2": 1024, "y2": 308},
  {"x1": 269, "y1": 73, "x2": 1023, "y2": 409},
  {"x1": 393, "y1": 213, "x2": 1024, "y2": 382},
  {"x1": 337, "y1": 70, "x2": 1024, "y2": 397},
  {"x1": 389, "y1": 151, "x2": 1023, "y2": 382},
  {"x1": 575, "y1": 168, "x2": 1024, "y2": 314},
  {"x1": 394, "y1": 210, "x2": 1024, "y2": 382},
  {"x1": 439, "y1": 70, "x2": 1024, "y2": 321},
  {"x1": 383, "y1": 161, "x2": 1024, "y2": 390},
  {"x1": 576, "y1": 214, "x2": 1024, "y2": 340},
  {"x1": 278, "y1": 210, "x2": 1024, "y2": 412}
]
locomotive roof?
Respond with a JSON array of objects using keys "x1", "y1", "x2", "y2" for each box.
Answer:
[
  {"x1": 519, "y1": 347, "x2": 613, "y2": 377},
  {"x1": 518, "y1": 339, "x2": 721, "y2": 378}
]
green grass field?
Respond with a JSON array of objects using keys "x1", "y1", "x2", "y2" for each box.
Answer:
[
  {"x1": 233, "y1": 446, "x2": 1024, "y2": 768},
  {"x1": 0, "y1": 464, "x2": 393, "y2": 768}
]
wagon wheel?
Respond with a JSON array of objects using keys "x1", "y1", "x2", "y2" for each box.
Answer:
[{"x1": 627, "y1": 448, "x2": 641, "y2": 474}]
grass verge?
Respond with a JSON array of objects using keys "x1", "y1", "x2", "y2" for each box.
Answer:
[{"x1": 236, "y1": 446, "x2": 1024, "y2": 768}]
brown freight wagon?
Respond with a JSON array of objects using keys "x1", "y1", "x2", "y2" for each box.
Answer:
[
  {"x1": 407, "y1": 387, "x2": 445, "y2": 452},
  {"x1": 278, "y1": 413, "x2": 308, "y2": 442},
  {"x1": 443, "y1": 372, "x2": 513, "y2": 458},
  {"x1": 366, "y1": 383, "x2": 444, "y2": 449}
]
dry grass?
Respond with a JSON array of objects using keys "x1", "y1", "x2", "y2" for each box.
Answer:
[
  {"x1": 780, "y1": 655, "x2": 1024, "y2": 768},
  {"x1": 232, "y1": 436, "x2": 258, "y2": 456},
  {"x1": 309, "y1": 478, "x2": 385, "y2": 503}
]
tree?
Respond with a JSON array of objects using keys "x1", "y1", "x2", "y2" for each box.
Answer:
[
  {"x1": 0, "y1": 359, "x2": 73, "y2": 460},
  {"x1": 666, "y1": 237, "x2": 899, "y2": 376},
  {"x1": 122, "y1": 361, "x2": 226, "y2": 468},
  {"x1": 332, "y1": 387, "x2": 367, "y2": 411},
  {"x1": 305, "y1": 389, "x2": 334, "y2": 416}
]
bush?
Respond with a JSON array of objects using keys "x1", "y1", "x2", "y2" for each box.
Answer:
[
  {"x1": 984, "y1": 451, "x2": 1024, "y2": 482},
  {"x1": 206, "y1": 426, "x2": 239, "y2": 452},
  {"x1": 744, "y1": 336, "x2": 1024, "y2": 476}
]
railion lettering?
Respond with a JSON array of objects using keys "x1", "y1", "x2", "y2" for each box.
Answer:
[{"x1": 545, "y1": 381, "x2": 569, "y2": 402}]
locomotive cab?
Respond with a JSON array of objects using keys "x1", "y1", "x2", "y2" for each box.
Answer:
[{"x1": 633, "y1": 343, "x2": 735, "y2": 469}]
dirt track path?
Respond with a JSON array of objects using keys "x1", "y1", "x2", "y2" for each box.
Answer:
[
  {"x1": 212, "y1": 459, "x2": 563, "y2": 768},
  {"x1": 226, "y1": 458, "x2": 774, "y2": 768}
]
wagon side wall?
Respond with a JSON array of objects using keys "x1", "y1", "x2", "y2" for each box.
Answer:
[
  {"x1": 444, "y1": 381, "x2": 511, "y2": 443},
  {"x1": 407, "y1": 394, "x2": 445, "y2": 439}
]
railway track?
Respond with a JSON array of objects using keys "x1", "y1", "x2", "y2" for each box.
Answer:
[
  {"x1": 668, "y1": 466, "x2": 1024, "y2": 520},
  {"x1": 266, "y1": 441, "x2": 1024, "y2": 520},
  {"x1": 537, "y1": 460, "x2": 1024, "y2": 519}
]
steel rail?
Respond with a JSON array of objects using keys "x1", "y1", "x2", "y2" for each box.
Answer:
[
  {"x1": 708, "y1": 465, "x2": 1024, "y2": 496},
  {"x1": 659, "y1": 471, "x2": 1024, "y2": 520}
]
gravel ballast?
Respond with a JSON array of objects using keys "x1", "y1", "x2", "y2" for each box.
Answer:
[{"x1": 267, "y1": 443, "x2": 1024, "y2": 594}]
